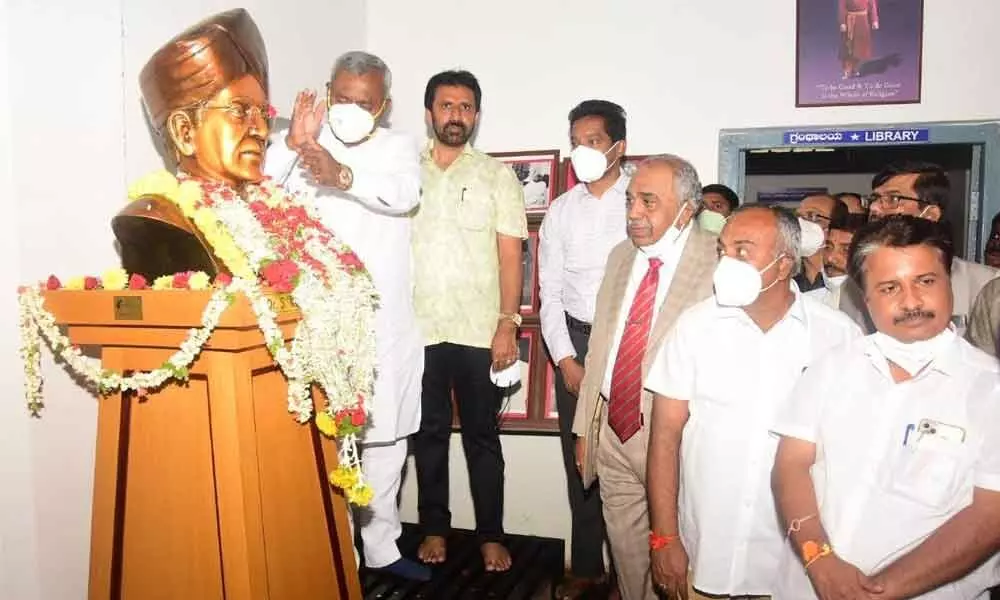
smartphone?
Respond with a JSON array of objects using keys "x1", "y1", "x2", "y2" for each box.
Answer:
[{"x1": 917, "y1": 418, "x2": 967, "y2": 444}]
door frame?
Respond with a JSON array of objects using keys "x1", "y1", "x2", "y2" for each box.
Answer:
[{"x1": 717, "y1": 120, "x2": 1000, "y2": 260}]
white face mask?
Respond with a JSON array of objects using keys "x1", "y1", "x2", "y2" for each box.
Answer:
[
  {"x1": 327, "y1": 102, "x2": 381, "y2": 144},
  {"x1": 822, "y1": 271, "x2": 849, "y2": 290},
  {"x1": 712, "y1": 254, "x2": 783, "y2": 307},
  {"x1": 489, "y1": 360, "x2": 521, "y2": 387},
  {"x1": 570, "y1": 141, "x2": 620, "y2": 183},
  {"x1": 871, "y1": 327, "x2": 955, "y2": 376},
  {"x1": 697, "y1": 209, "x2": 727, "y2": 234},
  {"x1": 799, "y1": 217, "x2": 826, "y2": 257}
]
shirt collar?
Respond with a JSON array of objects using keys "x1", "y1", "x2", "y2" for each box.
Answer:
[{"x1": 421, "y1": 138, "x2": 475, "y2": 161}]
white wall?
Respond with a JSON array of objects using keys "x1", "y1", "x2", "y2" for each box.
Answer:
[
  {"x1": 1, "y1": 2, "x2": 364, "y2": 598},
  {"x1": 367, "y1": 0, "x2": 1000, "y2": 558}
]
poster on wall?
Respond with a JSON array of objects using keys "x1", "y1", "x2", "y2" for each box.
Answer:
[{"x1": 796, "y1": 0, "x2": 923, "y2": 107}]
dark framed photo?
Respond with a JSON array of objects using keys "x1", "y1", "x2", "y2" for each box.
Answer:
[
  {"x1": 499, "y1": 330, "x2": 536, "y2": 420},
  {"x1": 490, "y1": 150, "x2": 560, "y2": 214},
  {"x1": 521, "y1": 231, "x2": 539, "y2": 315},
  {"x1": 796, "y1": 0, "x2": 923, "y2": 107},
  {"x1": 561, "y1": 154, "x2": 652, "y2": 192}
]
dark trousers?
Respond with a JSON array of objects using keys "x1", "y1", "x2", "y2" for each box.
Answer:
[
  {"x1": 554, "y1": 316, "x2": 608, "y2": 578},
  {"x1": 414, "y1": 342, "x2": 505, "y2": 543}
]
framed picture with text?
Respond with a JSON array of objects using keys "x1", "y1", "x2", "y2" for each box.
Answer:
[{"x1": 796, "y1": 0, "x2": 923, "y2": 107}]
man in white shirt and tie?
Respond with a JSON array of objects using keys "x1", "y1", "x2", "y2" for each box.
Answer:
[
  {"x1": 539, "y1": 99, "x2": 629, "y2": 597},
  {"x1": 265, "y1": 51, "x2": 428, "y2": 581},
  {"x1": 645, "y1": 205, "x2": 861, "y2": 599},
  {"x1": 772, "y1": 215, "x2": 1000, "y2": 600}
]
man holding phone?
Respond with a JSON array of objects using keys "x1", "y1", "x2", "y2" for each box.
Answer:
[{"x1": 771, "y1": 215, "x2": 1000, "y2": 599}]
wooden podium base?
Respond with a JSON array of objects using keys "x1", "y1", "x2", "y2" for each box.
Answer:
[{"x1": 44, "y1": 290, "x2": 361, "y2": 600}]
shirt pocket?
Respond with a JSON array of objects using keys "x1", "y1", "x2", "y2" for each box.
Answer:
[
  {"x1": 889, "y1": 438, "x2": 967, "y2": 509},
  {"x1": 456, "y1": 187, "x2": 492, "y2": 231}
]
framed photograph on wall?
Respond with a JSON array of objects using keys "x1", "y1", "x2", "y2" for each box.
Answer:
[
  {"x1": 498, "y1": 330, "x2": 536, "y2": 421},
  {"x1": 490, "y1": 150, "x2": 560, "y2": 214},
  {"x1": 562, "y1": 154, "x2": 652, "y2": 191},
  {"x1": 521, "y1": 231, "x2": 539, "y2": 315},
  {"x1": 544, "y1": 363, "x2": 558, "y2": 420},
  {"x1": 796, "y1": 0, "x2": 923, "y2": 107}
]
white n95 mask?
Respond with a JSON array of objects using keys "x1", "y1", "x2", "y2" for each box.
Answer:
[
  {"x1": 798, "y1": 217, "x2": 826, "y2": 257},
  {"x1": 570, "y1": 141, "x2": 620, "y2": 183},
  {"x1": 489, "y1": 361, "x2": 521, "y2": 388},
  {"x1": 712, "y1": 255, "x2": 783, "y2": 307},
  {"x1": 328, "y1": 102, "x2": 378, "y2": 144}
]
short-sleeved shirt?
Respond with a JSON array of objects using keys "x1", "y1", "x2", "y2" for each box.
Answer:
[
  {"x1": 413, "y1": 141, "x2": 528, "y2": 348},
  {"x1": 644, "y1": 291, "x2": 861, "y2": 595},
  {"x1": 771, "y1": 333, "x2": 1000, "y2": 599}
]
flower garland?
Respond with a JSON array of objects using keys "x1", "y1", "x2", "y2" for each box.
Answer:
[{"x1": 19, "y1": 171, "x2": 380, "y2": 505}]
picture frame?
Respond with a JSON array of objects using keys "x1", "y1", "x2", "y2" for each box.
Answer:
[
  {"x1": 544, "y1": 362, "x2": 558, "y2": 420},
  {"x1": 498, "y1": 329, "x2": 536, "y2": 421},
  {"x1": 561, "y1": 154, "x2": 652, "y2": 192},
  {"x1": 795, "y1": 0, "x2": 923, "y2": 107},
  {"x1": 520, "y1": 231, "x2": 539, "y2": 316},
  {"x1": 490, "y1": 150, "x2": 560, "y2": 215}
]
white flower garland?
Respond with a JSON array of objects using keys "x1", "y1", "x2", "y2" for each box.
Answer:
[{"x1": 18, "y1": 282, "x2": 236, "y2": 413}]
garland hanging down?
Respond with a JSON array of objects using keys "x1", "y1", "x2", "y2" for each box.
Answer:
[{"x1": 17, "y1": 171, "x2": 379, "y2": 506}]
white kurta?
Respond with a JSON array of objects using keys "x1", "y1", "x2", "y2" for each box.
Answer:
[
  {"x1": 644, "y1": 291, "x2": 862, "y2": 596},
  {"x1": 266, "y1": 126, "x2": 423, "y2": 443}
]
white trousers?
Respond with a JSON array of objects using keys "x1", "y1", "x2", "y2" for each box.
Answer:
[{"x1": 352, "y1": 437, "x2": 409, "y2": 568}]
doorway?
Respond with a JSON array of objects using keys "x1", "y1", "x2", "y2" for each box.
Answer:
[{"x1": 718, "y1": 121, "x2": 1000, "y2": 261}]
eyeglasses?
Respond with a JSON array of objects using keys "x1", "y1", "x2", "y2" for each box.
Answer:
[
  {"x1": 797, "y1": 211, "x2": 832, "y2": 224},
  {"x1": 197, "y1": 99, "x2": 273, "y2": 126},
  {"x1": 866, "y1": 193, "x2": 922, "y2": 209}
]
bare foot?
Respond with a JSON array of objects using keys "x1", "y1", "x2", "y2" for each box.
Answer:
[
  {"x1": 481, "y1": 542, "x2": 512, "y2": 572},
  {"x1": 417, "y1": 535, "x2": 447, "y2": 564}
]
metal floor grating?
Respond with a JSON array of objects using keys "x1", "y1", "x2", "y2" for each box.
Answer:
[{"x1": 360, "y1": 523, "x2": 565, "y2": 599}]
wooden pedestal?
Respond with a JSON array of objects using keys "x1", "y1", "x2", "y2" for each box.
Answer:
[{"x1": 43, "y1": 290, "x2": 362, "y2": 600}]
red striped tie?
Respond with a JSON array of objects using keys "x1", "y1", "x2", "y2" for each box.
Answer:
[{"x1": 608, "y1": 257, "x2": 663, "y2": 443}]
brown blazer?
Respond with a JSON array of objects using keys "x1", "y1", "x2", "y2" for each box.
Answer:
[{"x1": 572, "y1": 225, "x2": 718, "y2": 488}]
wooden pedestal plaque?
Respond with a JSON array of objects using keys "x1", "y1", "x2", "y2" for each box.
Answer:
[{"x1": 43, "y1": 290, "x2": 362, "y2": 600}]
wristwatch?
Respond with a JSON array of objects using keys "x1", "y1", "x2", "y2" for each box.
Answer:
[
  {"x1": 499, "y1": 312, "x2": 522, "y2": 327},
  {"x1": 336, "y1": 164, "x2": 353, "y2": 190}
]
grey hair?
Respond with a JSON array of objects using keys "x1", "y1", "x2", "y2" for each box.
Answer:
[
  {"x1": 332, "y1": 51, "x2": 392, "y2": 94},
  {"x1": 730, "y1": 204, "x2": 803, "y2": 276},
  {"x1": 637, "y1": 154, "x2": 703, "y2": 208}
]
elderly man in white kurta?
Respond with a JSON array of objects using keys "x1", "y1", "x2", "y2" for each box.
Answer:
[
  {"x1": 265, "y1": 51, "x2": 428, "y2": 581},
  {"x1": 644, "y1": 205, "x2": 861, "y2": 599}
]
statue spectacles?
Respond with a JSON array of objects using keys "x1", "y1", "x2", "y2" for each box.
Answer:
[{"x1": 197, "y1": 100, "x2": 274, "y2": 125}]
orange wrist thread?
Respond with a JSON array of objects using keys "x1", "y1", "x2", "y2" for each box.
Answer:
[{"x1": 649, "y1": 531, "x2": 678, "y2": 551}]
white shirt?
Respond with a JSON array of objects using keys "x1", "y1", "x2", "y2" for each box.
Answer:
[
  {"x1": 805, "y1": 281, "x2": 842, "y2": 309},
  {"x1": 644, "y1": 291, "x2": 862, "y2": 596},
  {"x1": 539, "y1": 174, "x2": 629, "y2": 363},
  {"x1": 265, "y1": 126, "x2": 424, "y2": 443},
  {"x1": 600, "y1": 224, "x2": 693, "y2": 400},
  {"x1": 771, "y1": 334, "x2": 1000, "y2": 600}
]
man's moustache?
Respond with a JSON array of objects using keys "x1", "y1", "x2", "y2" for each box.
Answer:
[{"x1": 893, "y1": 309, "x2": 935, "y2": 324}]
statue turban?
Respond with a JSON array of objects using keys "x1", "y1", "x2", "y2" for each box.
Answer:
[{"x1": 139, "y1": 8, "x2": 268, "y2": 133}]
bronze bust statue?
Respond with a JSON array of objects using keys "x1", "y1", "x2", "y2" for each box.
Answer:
[{"x1": 113, "y1": 8, "x2": 269, "y2": 280}]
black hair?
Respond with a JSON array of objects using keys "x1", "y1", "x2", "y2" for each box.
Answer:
[
  {"x1": 848, "y1": 215, "x2": 954, "y2": 290},
  {"x1": 568, "y1": 99, "x2": 626, "y2": 143},
  {"x1": 871, "y1": 161, "x2": 951, "y2": 209},
  {"x1": 424, "y1": 70, "x2": 482, "y2": 111},
  {"x1": 830, "y1": 212, "x2": 868, "y2": 234},
  {"x1": 701, "y1": 184, "x2": 740, "y2": 212}
]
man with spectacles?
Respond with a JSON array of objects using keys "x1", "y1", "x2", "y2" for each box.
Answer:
[
  {"x1": 794, "y1": 194, "x2": 848, "y2": 292},
  {"x1": 856, "y1": 162, "x2": 998, "y2": 336},
  {"x1": 265, "y1": 51, "x2": 429, "y2": 581}
]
